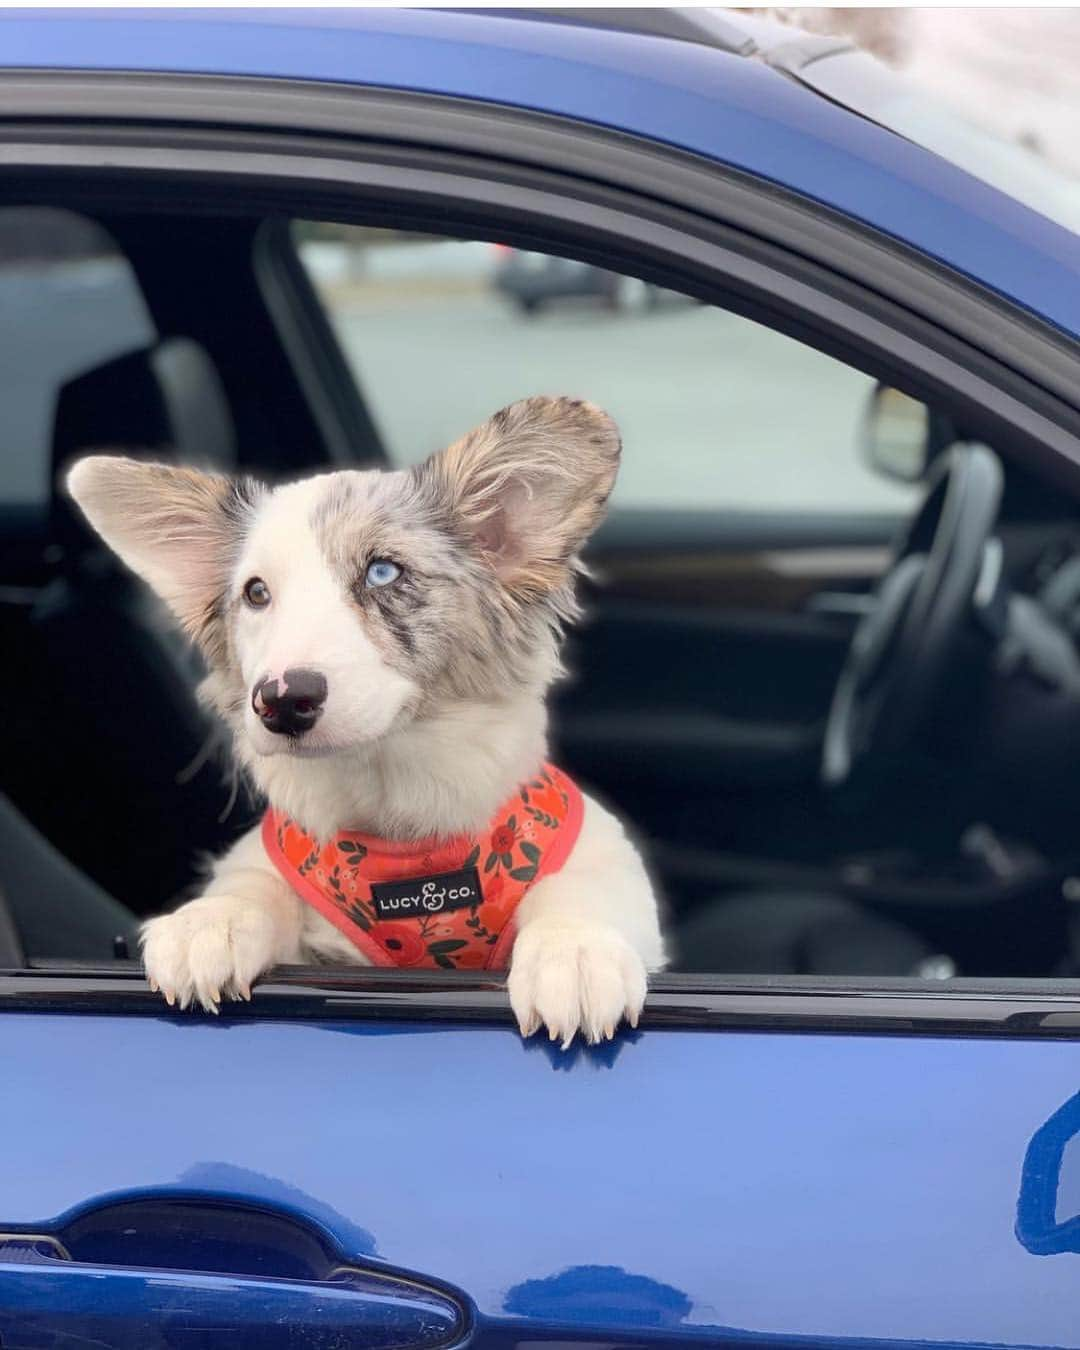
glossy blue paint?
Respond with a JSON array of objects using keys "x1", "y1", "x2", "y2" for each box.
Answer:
[
  {"x1": 2, "y1": 8, "x2": 1079, "y2": 338},
  {"x1": 0, "y1": 1247, "x2": 460, "y2": 1350},
  {"x1": 4, "y1": 1013, "x2": 1080, "y2": 1349}
]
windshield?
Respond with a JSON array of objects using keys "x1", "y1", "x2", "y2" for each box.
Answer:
[
  {"x1": 708, "y1": 8, "x2": 1080, "y2": 234},
  {"x1": 799, "y1": 45, "x2": 1080, "y2": 234}
]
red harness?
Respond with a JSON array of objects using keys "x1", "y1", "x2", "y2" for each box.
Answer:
[{"x1": 262, "y1": 764, "x2": 583, "y2": 970}]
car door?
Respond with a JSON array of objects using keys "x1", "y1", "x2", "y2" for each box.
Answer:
[
  {"x1": 6, "y1": 18, "x2": 1080, "y2": 1350},
  {"x1": 7, "y1": 980, "x2": 1080, "y2": 1350}
]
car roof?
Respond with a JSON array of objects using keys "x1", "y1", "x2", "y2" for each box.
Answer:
[{"x1": 3, "y1": 6, "x2": 1079, "y2": 340}]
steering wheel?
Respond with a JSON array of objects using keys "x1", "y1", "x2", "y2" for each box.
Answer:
[{"x1": 823, "y1": 444, "x2": 1004, "y2": 786}]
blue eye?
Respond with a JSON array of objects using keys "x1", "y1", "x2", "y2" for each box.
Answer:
[{"x1": 365, "y1": 559, "x2": 402, "y2": 588}]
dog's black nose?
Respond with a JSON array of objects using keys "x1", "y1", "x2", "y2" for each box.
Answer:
[{"x1": 252, "y1": 668, "x2": 328, "y2": 737}]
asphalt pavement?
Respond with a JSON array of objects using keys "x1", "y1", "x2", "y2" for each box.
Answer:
[{"x1": 327, "y1": 288, "x2": 917, "y2": 513}]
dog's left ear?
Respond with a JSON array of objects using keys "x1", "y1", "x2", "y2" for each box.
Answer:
[
  {"x1": 417, "y1": 396, "x2": 621, "y2": 597},
  {"x1": 65, "y1": 455, "x2": 260, "y2": 646}
]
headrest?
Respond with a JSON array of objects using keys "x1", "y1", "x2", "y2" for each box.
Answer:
[{"x1": 52, "y1": 337, "x2": 236, "y2": 482}]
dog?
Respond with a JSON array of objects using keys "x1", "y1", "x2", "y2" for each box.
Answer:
[{"x1": 67, "y1": 396, "x2": 665, "y2": 1046}]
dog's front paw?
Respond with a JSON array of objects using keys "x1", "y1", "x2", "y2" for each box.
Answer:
[
  {"x1": 141, "y1": 895, "x2": 277, "y2": 1012},
  {"x1": 508, "y1": 921, "x2": 648, "y2": 1049}
]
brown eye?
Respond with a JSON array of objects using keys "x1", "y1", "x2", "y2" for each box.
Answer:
[{"x1": 243, "y1": 577, "x2": 271, "y2": 609}]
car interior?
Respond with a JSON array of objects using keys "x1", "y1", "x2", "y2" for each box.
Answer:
[{"x1": 4, "y1": 200, "x2": 1080, "y2": 982}]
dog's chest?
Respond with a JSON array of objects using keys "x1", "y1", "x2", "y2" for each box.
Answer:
[{"x1": 262, "y1": 764, "x2": 583, "y2": 970}]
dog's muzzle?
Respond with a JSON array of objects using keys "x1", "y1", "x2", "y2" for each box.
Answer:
[{"x1": 252, "y1": 668, "x2": 328, "y2": 737}]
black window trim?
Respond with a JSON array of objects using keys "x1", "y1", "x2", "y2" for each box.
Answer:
[
  {"x1": 7, "y1": 966, "x2": 1080, "y2": 1040},
  {"x1": 4, "y1": 78, "x2": 1080, "y2": 495},
  {"x1": 3, "y1": 70, "x2": 1079, "y2": 407},
  {"x1": 7, "y1": 124, "x2": 1080, "y2": 494},
  {"x1": 5, "y1": 71, "x2": 1080, "y2": 1033},
  {"x1": 254, "y1": 216, "x2": 386, "y2": 464}
]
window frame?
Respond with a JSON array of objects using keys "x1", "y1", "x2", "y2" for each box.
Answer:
[
  {"x1": 3, "y1": 77, "x2": 1079, "y2": 481},
  {"x1": 6, "y1": 965, "x2": 1080, "y2": 1039},
  {"x1": 5, "y1": 70, "x2": 1080, "y2": 1031}
]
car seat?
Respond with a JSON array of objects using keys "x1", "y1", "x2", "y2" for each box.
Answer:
[
  {"x1": 5, "y1": 338, "x2": 255, "y2": 924},
  {"x1": 0, "y1": 793, "x2": 137, "y2": 965}
]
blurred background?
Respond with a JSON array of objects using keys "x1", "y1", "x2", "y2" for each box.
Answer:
[{"x1": 782, "y1": 7, "x2": 1080, "y2": 179}]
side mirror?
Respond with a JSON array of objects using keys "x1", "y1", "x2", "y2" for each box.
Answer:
[{"x1": 860, "y1": 384, "x2": 932, "y2": 483}]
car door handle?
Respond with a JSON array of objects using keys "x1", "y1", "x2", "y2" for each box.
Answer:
[{"x1": 0, "y1": 1233, "x2": 464, "y2": 1350}]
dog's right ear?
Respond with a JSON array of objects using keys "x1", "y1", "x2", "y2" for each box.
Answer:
[{"x1": 66, "y1": 456, "x2": 261, "y2": 642}]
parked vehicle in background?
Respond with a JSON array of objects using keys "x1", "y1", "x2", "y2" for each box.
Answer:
[{"x1": 494, "y1": 246, "x2": 659, "y2": 313}]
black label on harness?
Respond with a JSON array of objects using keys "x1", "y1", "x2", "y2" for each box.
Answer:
[{"x1": 371, "y1": 867, "x2": 483, "y2": 920}]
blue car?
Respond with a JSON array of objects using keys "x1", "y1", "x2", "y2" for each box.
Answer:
[{"x1": 4, "y1": 7, "x2": 1080, "y2": 1348}]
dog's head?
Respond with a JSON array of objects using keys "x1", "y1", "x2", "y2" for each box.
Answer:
[{"x1": 67, "y1": 396, "x2": 620, "y2": 763}]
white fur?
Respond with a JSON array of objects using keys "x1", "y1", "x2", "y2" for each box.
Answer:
[
  {"x1": 233, "y1": 475, "x2": 422, "y2": 758},
  {"x1": 69, "y1": 401, "x2": 666, "y2": 1046},
  {"x1": 144, "y1": 666, "x2": 665, "y2": 1041},
  {"x1": 143, "y1": 789, "x2": 663, "y2": 1046}
]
